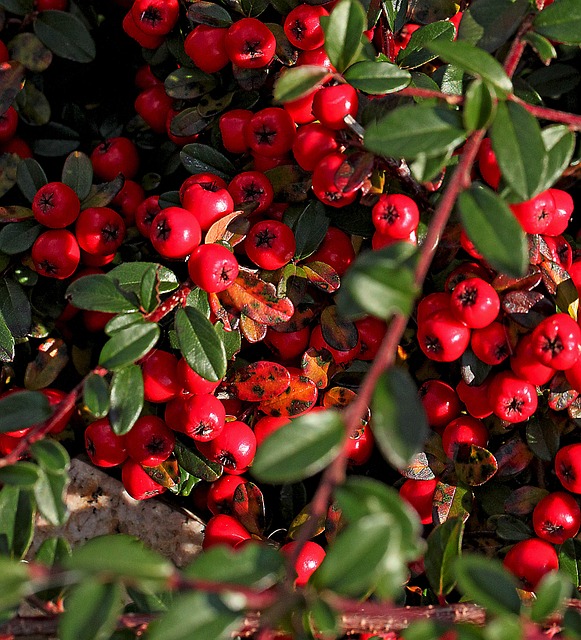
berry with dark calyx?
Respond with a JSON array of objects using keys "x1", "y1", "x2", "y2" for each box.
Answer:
[
  {"x1": 280, "y1": 541, "x2": 326, "y2": 587},
  {"x1": 544, "y1": 188, "x2": 574, "y2": 236},
  {"x1": 283, "y1": 4, "x2": 328, "y2": 50},
  {"x1": 511, "y1": 333, "x2": 556, "y2": 386},
  {"x1": 202, "y1": 513, "x2": 252, "y2": 549},
  {"x1": 419, "y1": 379, "x2": 461, "y2": 432},
  {"x1": 122, "y1": 10, "x2": 165, "y2": 48},
  {"x1": 312, "y1": 84, "x2": 358, "y2": 130},
  {"x1": 184, "y1": 25, "x2": 229, "y2": 74},
  {"x1": 135, "y1": 195, "x2": 161, "y2": 238},
  {"x1": 122, "y1": 459, "x2": 167, "y2": 501},
  {"x1": 311, "y1": 151, "x2": 358, "y2": 208},
  {"x1": 130, "y1": 0, "x2": 179, "y2": 36},
  {"x1": 225, "y1": 18, "x2": 276, "y2": 69},
  {"x1": 532, "y1": 491, "x2": 580, "y2": 544},
  {"x1": 32, "y1": 182, "x2": 80, "y2": 228},
  {"x1": 165, "y1": 393, "x2": 226, "y2": 442},
  {"x1": 470, "y1": 321, "x2": 513, "y2": 366},
  {"x1": 188, "y1": 244, "x2": 239, "y2": 293},
  {"x1": 207, "y1": 474, "x2": 249, "y2": 515},
  {"x1": 85, "y1": 417, "x2": 128, "y2": 467},
  {"x1": 140, "y1": 349, "x2": 180, "y2": 403},
  {"x1": 123, "y1": 415, "x2": 175, "y2": 466},
  {"x1": 510, "y1": 190, "x2": 555, "y2": 235},
  {"x1": 90, "y1": 136, "x2": 140, "y2": 181},
  {"x1": 228, "y1": 171, "x2": 274, "y2": 214},
  {"x1": 399, "y1": 477, "x2": 438, "y2": 525},
  {"x1": 441, "y1": 416, "x2": 488, "y2": 460},
  {"x1": 449, "y1": 277, "x2": 500, "y2": 329},
  {"x1": 292, "y1": 123, "x2": 338, "y2": 172},
  {"x1": 487, "y1": 371, "x2": 538, "y2": 424},
  {"x1": 181, "y1": 178, "x2": 234, "y2": 231},
  {"x1": 149, "y1": 206, "x2": 201, "y2": 259},
  {"x1": 244, "y1": 220, "x2": 296, "y2": 270},
  {"x1": 417, "y1": 309, "x2": 471, "y2": 363},
  {"x1": 244, "y1": 107, "x2": 296, "y2": 158},
  {"x1": 503, "y1": 538, "x2": 559, "y2": 591},
  {"x1": 353, "y1": 316, "x2": 387, "y2": 361},
  {"x1": 31, "y1": 229, "x2": 80, "y2": 279},
  {"x1": 219, "y1": 109, "x2": 253, "y2": 154},
  {"x1": 372, "y1": 193, "x2": 420, "y2": 240},
  {"x1": 555, "y1": 443, "x2": 581, "y2": 493},
  {"x1": 530, "y1": 313, "x2": 581, "y2": 370},
  {"x1": 75, "y1": 207, "x2": 126, "y2": 256},
  {"x1": 196, "y1": 420, "x2": 257, "y2": 475},
  {"x1": 179, "y1": 172, "x2": 228, "y2": 203}
]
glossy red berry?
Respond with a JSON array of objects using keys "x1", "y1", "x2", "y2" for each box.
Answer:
[
  {"x1": 417, "y1": 309, "x2": 471, "y2": 363},
  {"x1": 530, "y1": 313, "x2": 581, "y2": 370},
  {"x1": 75, "y1": 207, "x2": 126, "y2": 256},
  {"x1": 219, "y1": 109, "x2": 253, "y2": 154},
  {"x1": 123, "y1": 415, "x2": 175, "y2": 466},
  {"x1": 280, "y1": 540, "x2": 326, "y2": 587},
  {"x1": 477, "y1": 138, "x2": 501, "y2": 189},
  {"x1": 372, "y1": 193, "x2": 420, "y2": 240},
  {"x1": 122, "y1": 10, "x2": 165, "y2": 49},
  {"x1": 354, "y1": 316, "x2": 387, "y2": 361},
  {"x1": 228, "y1": 171, "x2": 274, "y2": 214},
  {"x1": 244, "y1": 107, "x2": 296, "y2": 158},
  {"x1": 292, "y1": 123, "x2": 338, "y2": 172},
  {"x1": 283, "y1": 4, "x2": 328, "y2": 50},
  {"x1": 470, "y1": 321, "x2": 512, "y2": 366},
  {"x1": 85, "y1": 417, "x2": 128, "y2": 467},
  {"x1": 503, "y1": 538, "x2": 559, "y2": 591},
  {"x1": 419, "y1": 379, "x2": 461, "y2": 431},
  {"x1": 32, "y1": 182, "x2": 80, "y2": 228},
  {"x1": 311, "y1": 151, "x2": 358, "y2": 208},
  {"x1": 487, "y1": 371, "x2": 538, "y2": 423},
  {"x1": 135, "y1": 195, "x2": 162, "y2": 238},
  {"x1": 456, "y1": 378, "x2": 494, "y2": 420},
  {"x1": 306, "y1": 226, "x2": 355, "y2": 276},
  {"x1": 196, "y1": 420, "x2": 256, "y2": 475},
  {"x1": 532, "y1": 491, "x2": 580, "y2": 544},
  {"x1": 544, "y1": 188, "x2": 574, "y2": 236},
  {"x1": 510, "y1": 190, "x2": 555, "y2": 235},
  {"x1": 32, "y1": 229, "x2": 80, "y2": 279},
  {"x1": 244, "y1": 220, "x2": 296, "y2": 270},
  {"x1": 225, "y1": 18, "x2": 276, "y2": 69},
  {"x1": 111, "y1": 179, "x2": 145, "y2": 227},
  {"x1": 90, "y1": 136, "x2": 140, "y2": 181},
  {"x1": 181, "y1": 179, "x2": 234, "y2": 231},
  {"x1": 312, "y1": 84, "x2": 358, "y2": 130},
  {"x1": 449, "y1": 277, "x2": 500, "y2": 329},
  {"x1": 207, "y1": 474, "x2": 249, "y2": 515},
  {"x1": 150, "y1": 206, "x2": 201, "y2": 259},
  {"x1": 177, "y1": 358, "x2": 221, "y2": 396},
  {"x1": 344, "y1": 423, "x2": 374, "y2": 466},
  {"x1": 130, "y1": 0, "x2": 179, "y2": 36},
  {"x1": 264, "y1": 326, "x2": 310, "y2": 362},
  {"x1": 184, "y1": 25, "x2": 229, "y2": 74},
  {"x1": 165, "y1": 393, "x2": 226, "y2": 442},
  {"x1": 42, "y1": 388, "x2": 75, "y2": 434},
  {"x1": 441, "y1": 416, "x2": 488, "y2": 460},
  {"x1": 122, "y1": 459, "x2": 167, "y2": 500},
  {"x1": 309, "y1": 324, "x2": 360, "y2": 365},
  {"x1": 416, "y1": 292, "x2": 451, "y2": 324},
  {"x1": 202, "y1": 513, "x2": 252, "y2": 549},
  {"x1": 555, "y1": 443, "x2": 581, "y2": 494},
  {"x1": 188, "y1": 243, "x2": 239, "y2": 293},
  {"x1": 399, "y1": 477, "x2": 438, "y2": 525},
  {"x1": 282, "y1": 88, "x2": 318, "y2": 126},
  {"x1": 253, "y1": 415, "x2": 291, "y2": 447},
  {"x1": 543, "y1": 235, "x2": 572, "y2": 271},
  {"x1": 134, "y1": 84, "x2": 173, "y2": 134},
  {"x1": 141, "y1": 349, "x2": 180, "y2": 403},
  {"x1": 511, "y1": 333, "x2": 556, "y2": 386}
]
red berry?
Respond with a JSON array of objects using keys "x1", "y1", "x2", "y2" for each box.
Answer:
[
  {"x1": 416, "y1": 292, "x2": 451, "y2": 324},
  {"x1": 530, "y1": 313, "x2": 581, "y2": 370},
  {"x1": 555, "y1": 443, "x2": 581, "y2": 494},
  {"x1": 344, "y1": 423, "x2": 374, "y2": 466},
  {"x1": 111, "y1": 179, "x2": 145, "y2": 227},
  {"x1": 283, "y1": 4, "x2": 328, "y2": 50},
  {"x1": 312, "y1": 84, "x2": 358, "y2": 130},
  {"x1": 177, "y1": 358, "x2": 221, "y2": 395},
  {"x1": 503, "y1": 538, "x2": 559, "y2": 591},
  {"x1": 228, "y1": 171, "x2": 274, "y2": 214},
  {"x1": 75, "y1": 207, "x2": 126, "y2": 256},
  {"x1": 354, "y1": 316, "x2": 387, "y2": 361},
  {"x1": 32, "y1": 182, "x2": 80, "y2": 228},
  {"x1": 487, "y1": 371, "x2": 538, "y2": 423},
  {"x1": 309, "y1": 324, "x2": 360, "y2": 365},
  {"x1": 184, "y1": 25, "x2": 229, "y2": 74},
  {"x1": 244, "y1": 107, "x2": 296, "y2": 158},
  {"x1": 42, "y1": 388, "x2": 75, "y2": 434},
  {"x1": 292, "y1": 123, "x2": 338, "y2": 172},
  {"x1": 244, "y1": 220, "x2": 296, "y2": 270},
  {"x1": 280, "y1": 541, "x2": 326, "y2": 587},
  {"x1": 470, "y1": 321, "x2": 513, "y2": 366},
  {"x1": 225, "y1": 18, "x2": 276, "y2": 69},
  {"x1": 543, "y1": 235, "x2": 572, "y2": 271},
  {"x1": 477, "y1": 138, "x2": 501, "y2": 189},
  {"x1": 544, "y1": 188, "x2": 574, "y2": 236},
  {"x1": 510, "y1": 333, "x2": 556, "y2": 386},
  {"x1": 122, "y1": 10, "x2": 165, "y2": 48},
  {"x1": 123, "y1": 415, "x2": 175, "y2": 466},
  {"x1": 417, "y1": 309, "x2": 471, "y2": 362},
  {"x1": 134, "y1": 84, "x2": 173, "y2": 134},
  {"x1": 149, "y1": 206, "x2": 201, "y2": 259},
  {"x1": 419, "y1": 379, "x2": 461, "y2": 431},
  {"x1": 202, "y1": 513, "x2": 252, "y2": 549},
  {"x1": 130, "y1": 0, "x2": 179, "y2": 36},
  {"x1": 219, "y1": 109, "x2": 253, "y2": 154},
  {"x1": 188, "y1": 243, "x2": 239, "y2": 293},
  {"x1": 207, "y1": 474, "x2": 249, "y2": 515},
  {"x1": 181, "y1": 179, "x2": 234, "y2": 231},
  {"x1": 31, "y1": 229, "x2": 80, "y2": 279},
  {"x1": 311, "y1": 151, "x2": 358, "y2": 208},
  {"x1": 264, "y1": 326, "x2": 310, "y2": 362},
  {"x1": 90, "y1": 136, "x2": 140, "y2": 181},
  {"x1": 85, "y1": 418, "x2": 128, "y2": 467},
  {"x1": 510, "y1": 190, "x2": 555, "y2": 235},
  {"x1": 399, "y1": 477, "x2": 438, "y2": 525},
  {"x1": 532, "y1": 491, "x2": 580, "y2": 544},
  {"x1": 456, "y1": 378, "x2": 494, "y2": 420},
  {"x1": 306, "y1": 226, "x2": 355, "y2": 276},
  {"x1": 253, "y1": 415, "x2": 291, "y2": 448},
  {"x1": 122, "y1": 459, "x2": 167, "y2": 500},
  {"x1": 135, "y1": 195, "x2": 162, "y2": 238},
  {"x1": 196, "y1": 420, "x2": 256, "y2": 475},
  {"x1": 449, "y1": 277, "x2": 500, "y2": 329},
  {"x1": 371, "y1": 194, "x2": 420, "y2": 240},
  {"x1": 282, "y1": 89, "x2": 318, "y2": 126},
  {"x1": 141, "y1": 349, "x2": 180, "y2": 403},
  {"x1": 441, "y1": 416, "x2": 488, "y2": 460},
  {"x1": 165, "y1": 393, "x2": 226, "y2": 442}
]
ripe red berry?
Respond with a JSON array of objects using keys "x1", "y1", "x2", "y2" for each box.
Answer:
[
  {"x1": 306, "y1": 226, "x2": 355, "y2": 276},
  {"x1": 188, "y1": 243, "x2": 239, "y2": 293},
  {"x1": 555, "y1": 443, "x2": 581, "y2": 494},
  {"x1": 354, "y1": 316, "x2": 387, "y2": 361},
  {"x1": 399, "y1": 477, "x2": 438, "y2": 525},
  {"x1": 470, "y1": 321, "x2": 512, "y2": 366},
  {"x1": 130, "y1": 0, "x2": 179, "y2": 36},
  {"x1": 32, "y1": 229, "x2": 80, "y2": 279},
  {"x1": 184, "y1": 25, "x2": 229, "y2": 74},
  {"x1": 244, "y1": 107, "x2": 296, "y2": 158},
  {"x1": 219, "y1": 109, "x2": 253, "y2": 154},
  {"x1": 149, "y1": 206, "x2": 201, "y2": 259},
  {"x1": 135, "y1": 195, "x2": 162, "y2": 238},
  {"x1": 207, "y1": 474, "x2": 249, "y2": 515},
  {"x1": 111, "y1": 179, "x2": 145, "y2": 227},
  {"x1": 532, "y1": 491, "x2": 580, "y2": 544},
  {"x1": 42, "y1": 388, "x2": 75, "y2": 434},
  {"x1": 228, "y1": 171, "x2": 274, "y2": 214},
  {"x1": 75, "y1": 207, "x2": 126, "y2": 256},
  {"x1": 123, "y1": 415, "x2": 175, "y2": 466},
  {"x1": 312, "y1": 84, "x2": 358, "y2": 130},
  {"x1": 202, "y1": 513, "x2": 252, "y2": 549},
  {"x1": 543, "y1": 235, "x2": 572, "y2": 271},
  {"x1": 449, "y1": 277, "x2": 500, "y2": 329},
  {"x1": 282, "y1": 88, "x2": 319, "y2": 126},
  {"x1": 309, "y1": 324, "x2": 361, "y2": 365},
  {"x1": 122, "y1": 459, "x2": 167, "y2": 500},
  {"x1": 530, "y1": 313, "x2": 581, "y2": 371},
  {"x1": 225, "y1": 18, "x2": 276, "y2": 69},
  {"x1": 264, "y1": 325, "x2": 310, "y2": 362},
  {"x1": 344, "y1": 423, "x2": 374, "y2": 466},
  {"x1": 417, "y1": 309, "x2": 471, "y2": 363},
  {"x1": 196, "y1": 420, "x2": 257, "y2": 475},
  {"x1": 181, "y1": 179, "x2": 234, "y2": 231},
  {"x1": 510, "y1": 190, "x2": 555, "y2": 235},
  {"x1": 165, "y1": 393, "x2": 226, "y2": 442},
  {"x1": 477, "y1": 138, "x2": 501, "y2": 189},
  {"x1": 90, "y1": 136, "x2": 140, "y2": 181},
  {"x1": 253, "y1": 415, "x2": 291, "y2": 448},
  {"x1": 244, "y1": 220, "x2": 296, "y2": 270},
  {"x1": 122, "y1": 10, "x2": 165, "y2": 49},
  {"x1": 280, "y1": 540, "x2": 326, "y2": 587},
  {"x1": 283, "y1": 4, "x2": 328, "y2": 50},
  {"x1": 503, "y1": 538, "x2": 559, "y2": 591},
  {"x1": 441, "y1": 416, "x2": 488, "y2": 460},
  {"x1": 510, "y1": 333, "x2": 556, "y2": 386},
  {"x1": 456, "y1": 378, "x2": 494, "y2": 420},
  {"x1": 141, "y1": 349, "x2": 180, "y2": 403},
  {"x1": 85, "y1": 417, "x2": 128, "y2": 467},
  {"x1": 372, "y1": 193, "x2": 420, "y2": 240},
  {"x1": 544, "y1": 188, "x2": 574, "y2": 236},
  {"x1": 292, "y1": 123, "x2": 338, "y2": 172},
  {"x1": 487, "y1": 371, "x2": 538, "y2": 423},
  {"x1": 416, "y1": 292, "x2": 451, "y2": 324},
  {"x1": 32, "y1": 182, "x2": 80, "y2": 228},
  {"x1": 134, "y1": 84, "x2": 173, "y2": 134},
  {"x1": 311, "y1": 151, "x2": 358, "y2": 208},
  {"x1": 177, "y1": 358, "x2": 221, "y2": 396},
  {"x1": 419, "y1": 379, "x2": 461, "y2": 431}
]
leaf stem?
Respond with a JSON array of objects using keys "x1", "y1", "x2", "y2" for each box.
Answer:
[{"x1": 511, "y1": 96, "x2": 581, "y2": 130}]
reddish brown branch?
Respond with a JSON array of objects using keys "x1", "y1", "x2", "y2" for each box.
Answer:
[
  {"x1": 397, "y1": 86, "x2": 464, "y2": 104},
  {"x1": 143, "y1": 282, "x2": 192, "y2": 323},
  {"x1": 511, "y1": 96, "x2": 581, "y2": 130},
  {"x1": 503, "y1": 13, "x2": 535, "y2": 79}
]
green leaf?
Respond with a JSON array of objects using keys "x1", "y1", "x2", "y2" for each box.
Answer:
[
  {"x1": 0, "y1": 390, "x2": 51, "y2": 434},
  {"x1": 0, "y1": 277, "x2": 32, "y2": 338},
  {"x1": 364, "y1": 104, "x2": 466, "y2": 160},
  {"x1": 522, "y1": 32, "x2": 556, "y2": 66},
  {"x1": 30, "y1": 439, "x2": 69, "y2": 473},
  {"x1": 80, "y1": 174, "x2": 124, "y2": 209},
  {"x1": 0, "y1": 220, "x2": 42, "y2": 255},
  {"x1": 35, "y1": 536, "x2": 71, "y2": 567},
  {"x1": 173, "y1": 440, "x2": 222, "y2": 482},
  {"x1": 371, "y1": 367, "x2": 429, "y2": 470},
  {"x1": 164, "y1": 67, "x2": 216, "y2": 100},
  {"x1": 531, "y1": 571, "x2": 571, "y2": 623},
  {"x1": 185, "y1": 543, "x2": 284, "y2": 589},
  {"x1": 290, "y1": 200, "x2": 329, "y2": 260},
  {"x1": 66, "y1": 274, "x2": 138, "y2": 313},
  {"x1": 490, "y1": 101, "x2": 547, "y2": 200},
  {"x1": 458, "y1": 184, "x2": 527, "y2": 278},
  {"x1": 428, "y1": 38, "x2": 512, "y2": 97},
  {"x1": 31, "y1": 121, "x2": 80, "y2": 157},
  {"x1": 539, "y1": 124, "x2": 575, "y2": 193},
  {"x1": 33, "y1": 10, "x2": 96, "y2": 62},
  {"x1": 454, "y1": 555, "x2": 521, "y2": 616},
  {"x1": 274, "y1": 65, "x2": 331, "y2": 103},
  {"x1": 59, "y1": 579, "x2": 123, "y2": 640},
  {"x1": 214, "y1": 322, "x2": 241, "y2": 361},
  {"x1": 147, "y1": 592, "x2": 240, "y2": 640},
  {"x1": 458, "y1": 0, "x2": 529, "y2": 53},
  {"x1": 61, "y1": 151, "x2": 93, "y2": 200},
  {"x1": 180, "y1": 143, "x2": 236, "y2": 181},
  {"x1": 34, "y1": 467, "x2": 69, "y2": 526},
  {"x1": 0, "y1": 556, "x2": 30, "y2": 610},
  {"x1": 0, "y1": 60, "x2": 26, "y2": 118},
  {"x1": 0, "y1": 0, "x2": 33, "y2": 15},
  {"x1": 397, "y1": 21, "x2": 456, "y2": 70},
  {"x1": 0, "y1": 485, "x2": 36, "y2": 559},
  {"x1": 425, "y1": 517, "x2": 465, "y2": 597},
  {"x1": 534, "y1": 0, "x2": 581, "y2": 45},
  {"x1": 463, "y1": 78, "x2": 496, "y2": 132},
  {"x1": 337, "y1": 242, "x2": 419, "y2": 320},
  {"x1": 99, "y1": 322, "x2": 160, "y2": 371},
  {"x1": 109, "y1": 365, "x2": 144, "y2": 436},
  {"x1": 186, "y1": 1, "x2": 233, "y2": 27},
  {"x1": 175, "y1": 307, "x2": 227, "y2": 383},
  {"x1": 0, "y1": 311, "x2": 15, "y2": 362},
  {"x1": 322, "y1": 0, "x2": 366, "y2": 73},
  {"x1": 16, "y1": 157, "x2": 47, "y2": 202},
  {"x1": 139, "y1": 265, "x2": 159, "y2": 314},
  {"x1": 313, "y1": 512, "x2": 405, "y2": 598},
  {"x1": 252, "y1": 409, "x2": 345, "y2": 484},
  {"x1": 9, "y1": 32, "x2": 53, "y2": 72},
  {"x1": 83, "y1": 373, "x2": 110, "y2": 419},
  {"x1": 106, "y1": 262, "x2": 179, "y2": 297},
  {"x1": 15, "y1": 82, "x2": 51, "y2": 126},
  {"x1": 343, "y1": 60, "x2": 411, "y2": 94},
  {"x1": 559, "y1": 539, "x2": 581, "y2": 588}
]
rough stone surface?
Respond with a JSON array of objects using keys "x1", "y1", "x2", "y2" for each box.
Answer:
[{"x1": 29, "y1": 456, "x2": 205, "y2": 568}]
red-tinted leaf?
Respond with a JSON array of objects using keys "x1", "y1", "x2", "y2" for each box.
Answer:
[
  {"x1": 495, "y1": 436, "x2": 534, "y2": 477},
  {"x1": 432, "y1": 481, "x2": 473, "y2": 526},
  {"x1": 258, "y1": 370, "x2": 318, "y2": 417},
  {"x1": 228, "y1": 361, "x2": 291, "y2": 402},
  {"x1": 232, "y1": 481, "x2": 266, "y2": 536},
  {"x1": 569, "y1": 395, "x2": 581, "y2": 423},
  {"x1": 321, "y1": 306, "x2": 359, "y2": 352},
  {"x1": 221, "y1": 268, "x2": 294, "y2": 326},
  {"x1": 302, "y1": 262, "x2": 341, "y2": 293},
  {"x1": 0, "y1": 61, "x2": 25, "y2": 115},
  {"x1": 454, "y1": 444, "x2": 498, "y2": 486},
  {"x1": 240, "y1": 314, "x2": 267, "y2": 343},
  {"x1": 540, "y1": 259, "x2": 570, "y2": 296},
  {"x1": 289, "y1": 502, "x2": 326, "y2": 540},
  {"x1": 400, "y1": 452, "x2": 436, "y2": 480},
  {"x1": 24, "y1": 338, "x2": 68, "y2": 390},
  {"x1": 501, "y1": 290, "x2": 553, "y2": 328},
  {"x1": 549, "y1": 372, "x2": 578, "y2": 411},
  {"x1": 142, "y1": 457, "x2": 180, "y2": 489},
  {"x1": 492, "y1": 266, "x2": 543, "y2": 293},
  {"x1": 0, "y1": 206, "x2": 34, "y2": 222},
  {"x1": 271, "y1": 303, "x2": 318, "y2": 333},
  {"x1": 205, "y1": 211, "x2": 249, "y2": 247},
  {"x1": 208, "y1": 292, "x2": 235, "y2": 332},
  {"x1": 264, "y1": 164, "x2": 311, "y2": 202},
  {"x1": 504, "y1": 486, "x2": 549, "y2": 517},
  {"x1": 301, "y1": 347, "x2": 333, "y2": 390},
  {"x1": 335, "y1": 151, "x2": 374, "y2": 194},
  {"x1": 325, "y1": 501, "x2": 344, "y2": 545}
]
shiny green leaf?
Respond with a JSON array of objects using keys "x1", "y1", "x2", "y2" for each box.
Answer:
[
  {"x1": 539, "y1": 124, "x2": 576, "y2": 193},
  {"x1": 83, "y1": 373, "x2": 110, "y2": 419},
  {"x1": 180, "y1": 143, "x2": 235, "y2": 181},
  {"x1": 534, "y1": 0, "x2": 581, "y2": 45},
  {"x1": 274, "y1": 65, "x2": 331, "y2": 103},
  {"x1": 61, "y1": 151, "x2": 93, "y2": 200},
  {"x1": 463, "y1": 78, "x2": 496, "y2": 132},
  {"x1": 397, "y1": 21, "x2": 455, "y2": 69},
  {"x1": 34, "y1": 467, "x2": 69, "y2": 526},
  {"x1": 66, "y1": 274, "x2": 138, "y2": 313},
  {"x1": 343, "y1": 60, "x2": 411, "y2": 94},
  {"x1": 0, "y1": 277, "x2": 31, "y2": 338},
  {"x1": 0, "y1": 390, "x2": 51, "y2": 434},
  {"x1": 322, "y1": 0, "x2": 366, "y2": 73},
  {"x1": 0, "y1": 220, "x2": 42, "y2": 255},
  {"x1": 30, "y1": 439, "x2": 69, "y2": 473},
  {"x1": 16, "y1": 157, "x2": 47, "y2": 202},
  {"x1": 109, "y1": 365, "x2": 144, "y2": 436},
  {"x1": 425, "y1": 516, "x2": 465, "y2": 597},
  {"x1": 99, "y1": 322, "x2": 160, "y2": 371},
  {"x1": 458, "y1": 0, "x2": 529, "y2": 52},
  {"x1": 106, "y1": 262, "x2": 179, "y2": 297},
  {"x1": 0, "y1": 486, "x2": 35, "y2": 559}
]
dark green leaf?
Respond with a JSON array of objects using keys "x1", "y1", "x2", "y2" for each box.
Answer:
[
  {"x1": 164, "y1": 67, "x2": 216, "y2": 100},
  {"x1": 147, "y1": 592, "x2": 240, "y2": 640},
  {"x1": 454, "y1": 555, "x2": 521, "y2": 616},
  {"x1": 35, "y1": 536, "x2": 72, "y2": 566},
  {"x1": 174, "y1": 440, "x2": 222, "y2": 482},
  {"x1": 109, "y1": 365, "x2": 144, "y2": 436},
  {"x1": 371, "y1": 367, "x2": 429, "y2": 470},
  {"x1": 0, "y1": 486, "x2": 35, "y2": 559},
  {"x1": 337, "y1": 242, "x2": 419, "y2": 320},
  {"x1": 559, "y1": 539, "x2": 581, "y2": 588},
  {"x1": 175, "y1": 306, "x2": 227, "y2": 382},
  {"x1": 531, "y1": 572, "x2": 571, "y2": 622},
  {"x1": 364, "y1": 104, "x2": 466, "y2": 160},
  {"x1": 33, "y1": 10, "x2": 96, "y2": 62},
  {"x1": 0, "y1": 277, "x2": 31, "y2": 338},
  {"x1": 59, "y1": 579, "x2": 123, "y2": 640},
  {"x1": 16, "y1": 157, "x2": 47, "y2": 202},
  {"x1": 15, "y1": 82, "x2": 51, "y2": 126},
  {"x1": 30, "y1": 439, "x2": 69, "y2": 473},
  {"x1": 32, "y1": 121, "x2": 80, "y2": 157},
  {"x1": 0, "y1": 220, "x2": 42, "y2": 255},
  {"x1": 0, "y1": 556, "x2": 30, "y2": 610},
  {"x1": 274, "y1": 65, "x2": 331, "y2": 103},
  {"x1": 34, "y1": 467, "x2": 69, "y2": 526},
  {"x1": 425, "y1": 517, "x2": 465, "y2": 597},
  {"x1": 534, "y1": 0, "x2": 581, "y2": 45},
  {"x1": 83, "y1": 373, "x2": 110, "y2": 419},
  {"x1": 105, "y1": 313, "x2": 148, "y2": 336},
  {"x1": 490, "y1": 101, "x2": 546, "y2": 200},
  {"x1": 291, "y1": 201, "x2": 329, "y2": 260},
  {"x1": 252, "y1": 409, "x2": 345, "y2": 484},
  {"x1": 490, "y1": 514, "x2": 532, "y2": 541},
  {"x1": 139, "y1": 265, "x2": 159, "y2": 313},
  {"x1": 0, "y1": 0, "x2": 33, "y2": 15},
  {"x1": 107, "y1": 262, "x2": 179, "y2": 297},
  {"x1": 170, "y1": 107, "x2": 211, "y2": 140},
  {"x1": 0, "y1": 312, "x2": 15, "y2": 363},
  {"x1": 61, "y1": 151, "x2": 93, "y2": 200},
  {"x1": 397, "y1": 21, "x2": 455, "y2": 70},
  {"x1": 307, "y1": 599, "x2": 339, "y2": 638},
  {"x1": 525, "y1": 414, "x2": 560, "y2": 462},
  {"x1": 539, "y1": 124, "x2": 576, "y2": 193},
  {"x1": 66, "y1": 274, "x2": 138, "y2": 313},
  {"x1": 179, "y1": 143, "x2": 236, "y2": 181},
  {"x1": 428, "y1": 38, "x2": 512, "y2": 96},
  {"x1": 322, "y1": 0, "x2": 366, "y2": 73},
  {"x1": 80, "y1": 174, "x2": 124, "y2": 209},
  {"x1": 526, "y1": 63, "x2": 580, "y2": 100},
  {"x1": 458, "y1": 184, "x2": 527, "y2": 278},
  {"x1": 522, "y1": 32, "x2": 556, "y2": 66},
  {"x1": 241, "y1": 0, "x2": 269, "y2": 17},
  {"x1": 99, "y1": 322, "x2": 160, "y2": 371},
  {"x1": 463, "y1": 78, "x2": 496, "y2": 132},
  {"x1": 184, "y1": 543, "x2": 283, "y2": 588},
  {"x1": 0, "y1": 390, "x2": 51, "y2": 434},
  {"x1": 214, "y1": 322, "x2": 241, "y2": 361},
  {"x1": 458, "y1": 0, "x2": 529, "y2": 52},
  {"x1": 343, "y1": 60, "x2": 411, "y2": 94},
  {"x1": 186, "y1": 1, "x2": 233, "y2": 27}
]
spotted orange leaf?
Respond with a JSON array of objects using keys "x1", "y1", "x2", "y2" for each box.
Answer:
[
  {"x1": 258, "y1": 369, "x2": 318, "y2": 417},
  {"x1": 228, "y1": 361, "x2": 290, "y2": 402}
]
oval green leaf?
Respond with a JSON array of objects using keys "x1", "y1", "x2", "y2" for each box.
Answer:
[
  {"x1": 83, "y1": 373, "x2": 110, "y2": 419},
  {"x1": 533, "y1": 0, "x2": 581, "y2": 45},
  {"x1": 33, "y1": 10, "x2": 96, "y2": 62},
  {"x1": 425, "y1": 516, "x2": 465, "y2": 598},
  {"x1": 99, "y1": 321, "x2": 160, "y2": 371},
  {"x1": 0, "y1": 389, "x2": 51, "y2": 434},
  {"x1": 321, "y1": 0, "x2": 366, "y2": 73},
  {"x1": 61, "y1": 151, "x2": 93, "y2": 200},
  {"x1": 66, "y1": 274, "x2": 138, "y2": 313},
  {"x1": 274, "y1": 65, "x2": 331, "y2": 103},
  {"x1": 343, "y1": 60, "x2": 411, "y2": 94},
  {"x1": 109, "y1": 364, "x2": 144, "y2": 436}
]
